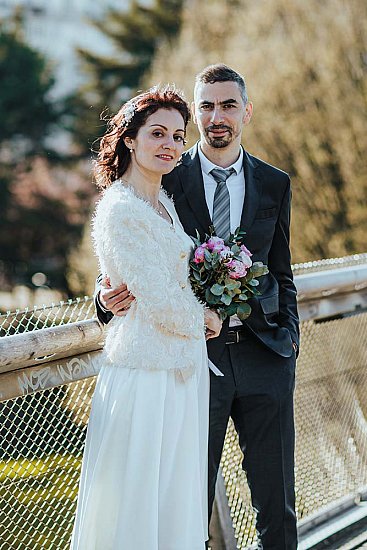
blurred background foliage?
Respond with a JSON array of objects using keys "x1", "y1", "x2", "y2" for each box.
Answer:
[
  {"x1": 66, "y1": 0, "x2": 184, "y2": 153},
  {"x1": 0, "y1": 0, "x2": 366, "y2": 304}
]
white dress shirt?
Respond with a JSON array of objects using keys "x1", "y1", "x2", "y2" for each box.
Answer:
[
  {"x1": 198, "y1": 146, "x2": 245, "y2": 233},
  {"x1": 198, "y1": 146, "x2": 246, "y2": 327}
]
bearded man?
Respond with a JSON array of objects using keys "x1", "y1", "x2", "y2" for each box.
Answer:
[{"x1": 96, "y1": 64, "x2": 299, "y2": 550}]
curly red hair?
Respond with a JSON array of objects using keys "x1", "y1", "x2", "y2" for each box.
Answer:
[{"x1": 94, "y1": 85, "x2": 190, "y2": 189}]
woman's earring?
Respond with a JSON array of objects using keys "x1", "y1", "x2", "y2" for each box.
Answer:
[{"x1": 129, "y1": 149, "x2": 133, "y2": 153}]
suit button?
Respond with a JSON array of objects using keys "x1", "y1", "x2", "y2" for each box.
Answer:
[
  {"x1": 180, "y1": 252, "x2": 186, "y2": 259},
  {"x1": 180, "y1": 282, "x2": 186, "y2": 289}
]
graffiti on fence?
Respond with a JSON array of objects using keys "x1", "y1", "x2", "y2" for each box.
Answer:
[{"x1": 0, "y1": 352, "x2": 101, "y2": 401}]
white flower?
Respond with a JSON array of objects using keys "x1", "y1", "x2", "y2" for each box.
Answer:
[{"x1": 123, "y1": 102, "x2": 136, "y2": 125}]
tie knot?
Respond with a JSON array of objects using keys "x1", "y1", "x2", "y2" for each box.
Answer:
[{"x1": 210, "y1": 167, "x2": 235, "y2": 184}]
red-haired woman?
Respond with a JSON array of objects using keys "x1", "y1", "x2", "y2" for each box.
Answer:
[{"x1": 70, "y1": 86, "x2": 222, "y2": 550}]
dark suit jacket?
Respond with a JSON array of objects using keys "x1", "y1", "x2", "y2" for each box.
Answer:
[
  {"x1": 162, "y1": 144, "x2": 299, "y2": 365},
  {"x1": 96, "y1": 143, "x2": 299, "y2": 365}
]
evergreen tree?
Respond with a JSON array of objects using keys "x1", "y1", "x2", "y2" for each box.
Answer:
[
  {"x1": 0, "y1": 19, "x2": 58, "y2": 154},
  {"x1": 0, "y1": 19, "x2": 90, "y2": 293},
  {"x1": 67, "y1": 0, "x2": 184, "y2": 151}
]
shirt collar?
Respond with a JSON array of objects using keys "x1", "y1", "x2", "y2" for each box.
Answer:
[{"x1": 198, "y1": 145, "x2": 244, "y2": 177}]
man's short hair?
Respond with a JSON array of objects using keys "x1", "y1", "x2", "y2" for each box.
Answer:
[{"x1": 194, "y1": 64, "x2": 248, "y2": 104}]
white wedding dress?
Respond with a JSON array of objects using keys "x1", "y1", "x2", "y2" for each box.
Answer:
[{"x1": 70, "y1": 185, "x2": 209, "y2": 550}]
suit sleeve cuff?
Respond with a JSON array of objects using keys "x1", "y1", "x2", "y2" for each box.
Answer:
[{"x1": 95, "y1": 291, "x2": 109, "y2": 314}]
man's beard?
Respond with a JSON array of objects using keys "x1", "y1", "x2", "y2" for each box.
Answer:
[{"x1": 204, "y1": 125, "x2": 233, "y2": 148}]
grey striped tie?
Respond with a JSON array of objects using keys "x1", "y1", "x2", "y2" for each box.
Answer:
[{"x1": 211, "y1": 168, "x2": 235, "y2": 241}]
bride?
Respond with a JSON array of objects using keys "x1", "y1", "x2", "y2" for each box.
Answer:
[{"x1": 70, "y1": 86, "x2": 222, "y2": 550}]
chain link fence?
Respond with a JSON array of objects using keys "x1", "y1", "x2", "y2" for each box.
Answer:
[
  {"x1": 0, "y1": 297, "x2": 95, "y2": 338},
  {"x1": 0, "y1": 379, "x2": 96, "y2": 549},
  {"x1": 220, "y1": 312, "x2": 367, "y2": 548},
  {"x1": 292, "y1": 252, "x2": 367, "y2": 275},
  {"x1": 0, "y1": 253, "x2": 367, "y2": 549}
]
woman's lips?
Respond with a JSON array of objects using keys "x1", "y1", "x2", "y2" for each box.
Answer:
[{"x1": 156, "y1": 154, "x2": 174, "y2": 161}]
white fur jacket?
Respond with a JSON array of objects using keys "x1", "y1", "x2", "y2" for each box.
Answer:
[{"x1": 92, "y1": 181, "x2": 205, "y2": 375}]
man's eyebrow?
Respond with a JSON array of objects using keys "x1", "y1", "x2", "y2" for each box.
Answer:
[
  {"x1": 199, "y1": 99, "x2": 239, "y2": 105},
  {"x1": 149, "y1": 124, "x2": 185, "y2": 132},
  {"x1": 221, "y1": 98, "x2": 239, "y2": 105}
]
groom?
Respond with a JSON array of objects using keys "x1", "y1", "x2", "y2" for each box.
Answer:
[{"x1": 95, "y1": 64, "x2": 299, "y2": 549}]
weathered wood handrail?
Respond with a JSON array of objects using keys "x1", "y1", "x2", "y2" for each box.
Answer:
[
  {"x1": 296, "y1": 263, "x2": 367, "y2": 320},
  {"x1": 296, "y1": 264, "x2": 367, "y2": 299},
  {"x1": 0, "y1": 318, "x2": 104, "y2": 375},
  {"x1": 0, "y1": 319, "x2": 104, "y2": 401}
]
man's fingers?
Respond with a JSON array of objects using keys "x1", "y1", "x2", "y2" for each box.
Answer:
[
  {"x1": 110, "y1": 295, "x2": 135, "y2": 316},
  {"x1": 99, "y1": 281, "x2": 135, "y2": 314},
  {"x1": 101, "y1": 287, "x2": 131, "y2": 304},
  {"x1": 101, "y1": 281, "x2": 128, "y2": 294},
  {"x1": 101, "y1": 276, "x2": 111, "y2": 289}
]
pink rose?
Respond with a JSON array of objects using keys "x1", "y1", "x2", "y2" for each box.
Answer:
[
  {"x1": 240, "y1": 244, "x2": 252, "y2": 257},
  {"x1": 193, "y1": 244, "x2": 208, "y2": 263},
  {"x1": 219, "y1": 245, "x2": 231, "y2": 258},
  {"x1": 228, "y1": 259, "x2": 248, "y2": 279},
  {"x1": 207, "y1": 236, "x2": 225, "y2": 253}
]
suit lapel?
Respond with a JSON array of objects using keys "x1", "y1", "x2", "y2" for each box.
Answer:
[
  {"x1": 178, "y1": 143, "x2": 212, "y2": 234},
  {"x1": 178, "y1": 144, "x2": 261, "y2": 235},
  {"x1": 240, "y1": 149, "x2": 262, "y2": 233}
]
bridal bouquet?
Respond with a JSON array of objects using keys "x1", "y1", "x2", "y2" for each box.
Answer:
[{"x1": 189, "y1": 227, "x2": 269, "y2": 321}]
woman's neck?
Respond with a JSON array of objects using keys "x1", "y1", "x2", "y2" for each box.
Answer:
[{"x1": 122, "y1": 166, "x2": 162, "y2": 208}]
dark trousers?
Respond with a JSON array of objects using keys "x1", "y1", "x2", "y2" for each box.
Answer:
[{"x1": 208, "y1": 330, "x2": 297, "y2": 550}]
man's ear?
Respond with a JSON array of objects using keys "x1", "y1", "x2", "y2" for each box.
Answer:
[
  {"x1": 191, "y1": 101, "x2": 198, "y2": 125},
  {"x1": 243, "y1": 102, "x2": 253, "y2": 125}
]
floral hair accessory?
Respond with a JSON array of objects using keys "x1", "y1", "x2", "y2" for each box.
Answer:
[{"x1": 123, "y1": 101, "x2": 137, "y2": 126}]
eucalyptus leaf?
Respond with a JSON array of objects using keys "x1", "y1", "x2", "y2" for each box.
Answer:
[
  {"x1": 217, "y1": 308, "x2": 228, "y2": 321},
  {"x1": 226, "y1": 280, "x2": 241, "y2": 291},
  {"x1": 251, "y1": 262, "x2": 269, "y2": 277},
  {"x1": 204, "y1": 249, "x2": 212, "y2": 261},
  {"x1": 237, "y1": 302, "x2": 252, "y2": 320},
  {"x1": 251, "y1": 288, "x2": 261, "y2": 296},
  {"x1": 225, "y1": 304, "x2": 238, "y2": 317},
  {"x1": 205, "y1": 288, "x2": 217, "y2": 305},
  {"x1": 211, "y1": 283, "x2": 225, "y2": 296},
  {"x1": 212, "y1": 257, "x2": 221, "y2": 269},
  {"x1": 221, "y1": 293, "x2": 232, "y2": 306}
]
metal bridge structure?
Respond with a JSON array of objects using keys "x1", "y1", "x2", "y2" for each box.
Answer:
[{"x1": 0, "y1": 253, "x2": 366, "y2": 549}]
